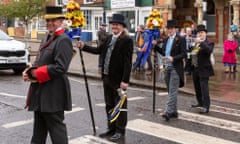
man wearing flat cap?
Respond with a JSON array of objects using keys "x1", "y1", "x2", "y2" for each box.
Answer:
[
  {"x1": 191, "y1": 24, "x2": 214, "y2": 114},
  {"x1": 153, "y1": 19, "x2": 186, "y2": 121},
  {"x1": 22, "y1": 6, "x2": 73, "y2": 144},
  {"x1": 77, "y1": 13, "x2": 133, "y2": 142}
]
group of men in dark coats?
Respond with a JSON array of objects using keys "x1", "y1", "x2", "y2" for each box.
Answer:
[{"x1": 22, "y1": 5, "x2": 214, "y2": 144}]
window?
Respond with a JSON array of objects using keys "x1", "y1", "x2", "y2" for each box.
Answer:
[
  {"x1": 84, "y1": 0, "x2": 94, "y2": 3},
  {"x1": 83, "y1": 10, "x2": 92, "y2": 30}
]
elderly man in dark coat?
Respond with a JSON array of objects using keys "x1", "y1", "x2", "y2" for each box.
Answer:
[
  {"x1": 191, "y1": 24, "x2": 214, "y2": 114},
  {"x1": 77, "y1": 14, "x2": 133, "y2": 142},
  {"x1": 22, "y1": 6, "x2": 73, "y2": 144},
  {"x1": 153, "y1": 19, "x2": 186, "y2": 121}
]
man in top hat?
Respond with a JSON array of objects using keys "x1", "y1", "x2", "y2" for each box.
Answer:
[
  {"x1": 191, "y1": 24, "x2": 214, "y2": 114},
  {"x1": 97, "y1": 23, "x2": 109, "y2": 71},
  {"x1": 22, "y1": 6, "x2": 73, "y2": 144},
  {"x1": 153, "y1": 19, "x2": 186, "y2": 121},
  {"x1": 76, "y1": 13, "x2": 133, "y2": 142}
]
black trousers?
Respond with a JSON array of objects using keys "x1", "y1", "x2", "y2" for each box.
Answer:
[
  {"x1": 103, "y1": 75, "x2": 127, "y2": 134},
  {"x1": 31, "y1": 111, "x2": 68, "y2": 144},
  {"x1": 192, "y1": 67, "x2": 210, "y2": 110}
]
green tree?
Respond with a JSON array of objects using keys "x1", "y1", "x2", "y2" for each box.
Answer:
[{"x1": 0, "y1": 0, "x2": 47, "y2": 44}]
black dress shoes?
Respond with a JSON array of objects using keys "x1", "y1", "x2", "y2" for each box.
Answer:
[
  {"x1": 109, "y1": 132, "x2": 125, "y2": 142},
  {"x1": 99, "y1": 130, "x2": 115, "y2": 138},
  {"x1": 191, "y1": 104, "x2": 203, "y2": 108},
  {"x1": 199, "y1": 108, "x2": 209, "y2": 114},
  {"x1": 162, "y1": 112, "x2": 178, "y2": 121}
]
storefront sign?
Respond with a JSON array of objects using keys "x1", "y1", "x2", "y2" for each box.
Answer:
[{"x1": 111, "y1": 0, "x2": 135, "y2": 9}]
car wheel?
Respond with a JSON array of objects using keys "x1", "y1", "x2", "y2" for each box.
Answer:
[{"x1": 13, "y1": 68, "x2": 25, "y2": 74}]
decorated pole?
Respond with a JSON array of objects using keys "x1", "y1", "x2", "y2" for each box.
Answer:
[
  {"x1": 65, "y1": 0, "x2": 96, "y2": 135},
  {"x1": 145, "y1": 9, "x2": 163, "y2": 113}
]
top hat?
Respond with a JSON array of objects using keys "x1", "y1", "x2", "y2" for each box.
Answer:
[
  {"x1": 166, "y1": 19, "x2": 178, "y2": 28},
  {"x1": 101, "y1": 23, "x2": 107, "y2": 26},
  {"x1": 196, "y1": 24, "x2": 207, "y2": 33},
  {"x1": 230, "y1": 25, "x2": 238, "y2": 32},
  {"x1": 109, "y1": 14, "x2": 126, "y2": 27},
  {"x1": 42, "y1": 6, "x2": 65, "y2": 19}
]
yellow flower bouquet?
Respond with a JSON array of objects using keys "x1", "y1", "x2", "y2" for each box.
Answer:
[
  {"x1": 146, "y1": 9, "x2": 164, "y2": 29},
  {"x1": 65, "y1": 0, "x2": 85, "y2": 28}
]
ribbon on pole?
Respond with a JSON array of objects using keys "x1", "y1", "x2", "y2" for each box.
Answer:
[{"x1": 108, "y1": 88, "x2": 127, "y2": 123}]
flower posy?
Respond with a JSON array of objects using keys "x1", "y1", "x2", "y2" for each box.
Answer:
[
  {"x1": 146, "y1": 9, "x2": 163, "y2": 29},
  {"x1": 65, "y1": 0, "x2": 85, "y2": 28}
]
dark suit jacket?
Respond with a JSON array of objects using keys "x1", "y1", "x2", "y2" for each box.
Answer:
[
  {"x1": 27, "y1": 33, "x2": 73, "y2": 112},
  {"x1": 197, "y1": 39, "x2": 214, "y2": 78},
  {"x1": 155, "y1": 34, "x2": 186, "y2": 87},
  {"x1": 83, "y1": 31, "x2": 133, "y2": 87}
]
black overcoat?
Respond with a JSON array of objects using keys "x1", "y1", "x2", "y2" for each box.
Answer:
[
  {"x1": 83, "y1": 31, "x2": 133, "y2": 88},
  {"x1": 155, "y1": 34, "x2": 186, "y2": 87},
  {"x1": 27, "y1": 33, "x2": 73, "y2": 112},
  {"x1": 197, "y1": 39, "x2": 214, "y2": 78}
]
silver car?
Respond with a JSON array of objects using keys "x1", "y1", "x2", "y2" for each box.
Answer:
[{"x1": 0, "y1": 29, "x2": 29, "y2": 74}]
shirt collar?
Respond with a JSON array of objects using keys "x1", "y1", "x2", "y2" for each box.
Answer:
[
  {"x1": 112, "y1": 31, "x2": 122, "y2": 39},
  {"x1": 169, "y1": 33, "x2": 176, "y2": 39}
]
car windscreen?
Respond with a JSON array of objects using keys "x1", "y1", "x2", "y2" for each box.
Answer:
[{"x1": 0, "y1": 30, "x2": 13, "y2": 40}]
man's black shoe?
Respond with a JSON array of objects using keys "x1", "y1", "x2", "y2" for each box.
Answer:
[
  {"x1": 109, "y1": 132, "x2": 124, "y2": 142},
  {"x1": 99, "y1": 130, "x2": 115, "y2": 138},
  {"x1": 162, "y1": 112, "x2": 178, "y2": 121},
  {"x1": 162, "y1": 113, "x2": 170, "y2": 121},
  {"x1": 169, "y1": 112, "x2": 178, "y2": 118},
  {"x1": 191, "y1": 104, "x2": 203, "y2": 108},
  {"x1": 199, "y1": 108, "x2": 209, "y2": 114}
]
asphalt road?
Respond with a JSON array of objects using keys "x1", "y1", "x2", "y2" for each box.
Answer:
[{"x1": 0, "y1": 71, "x2": 240, "y2": 144}]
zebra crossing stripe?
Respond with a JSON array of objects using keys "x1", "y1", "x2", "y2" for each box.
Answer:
[
  {"x1": 96, "y1": 96, "x2": 145, "y2": 107},
  {"x1": 69, "y1": 135, "x2": 115, "y2": 144},
  {"x1": 2, "y1": 107, "x2": 84, "y2": 128},
  {"x1": 179, "y1": 110, "x2": 240, "y2": 133},
  {"x1": 127, "y1": 119, "x2": 239, "y2": 144},
  {"x1": 211, "y1": 105, "x2": 240, "y2": 117}
]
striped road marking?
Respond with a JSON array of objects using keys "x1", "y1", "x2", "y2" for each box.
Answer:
[
  {"x1": 179, "y1": 110, "x2": 240, "y2": 133},
  {"x1": 0, "y1": 92, "x2": 25, "y2": 99},
  {"x1": 69, "y1": 135, "x2": 115, "y2": 144},
  {"x1": 156, "y1": 109, "x2": 240, "y2": 133},
  {"x1": 95, "y1": 96, "x2": 145, "y2": 107},
  {"x1": 127, "y1": 119, "x2": 239, "y2": 144},
  {"x1": 2, "y1": 107, "x2": 85, "y2": 128}
]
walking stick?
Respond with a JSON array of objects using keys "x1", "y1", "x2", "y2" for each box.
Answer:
[
  {"x1": 153, "y1": 48, "x2": 157, "y2": 113},
  {"x1": 75, "y1": 36, "x2": 96, "y2": 135}
]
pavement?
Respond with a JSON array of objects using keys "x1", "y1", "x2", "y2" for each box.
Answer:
[{"x1": 26, "y1": 39, "x2": 240, "y2": 105}]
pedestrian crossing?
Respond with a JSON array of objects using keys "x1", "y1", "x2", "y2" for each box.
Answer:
[{"x1": 1, "y1": 95, "x2": 240, "y2": 144}]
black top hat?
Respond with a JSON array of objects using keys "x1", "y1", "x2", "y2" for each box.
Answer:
[
  {"x1": 196, "y1": 24, "x2": 207, "y2": 33},
  {"x1": 109, "y1": 14, "x2": 126, "y2": 27},
  {"x1": 166, "y1": 19, "x2": 178, "y2": 28},
  {"x1": 42, "y1": 6, "x2": 65, "y2": 19},
  {"x1": 101, "y1": 23, "x2": 107, "y2": 26}
]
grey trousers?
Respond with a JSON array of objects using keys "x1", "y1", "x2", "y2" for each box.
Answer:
[{"x1": 164, "y1": 67, "x2": 180, "y2": 113}]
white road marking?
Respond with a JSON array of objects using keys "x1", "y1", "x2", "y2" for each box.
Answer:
[
  {"x1": 95, "y1": 96, "x2": 145, "y2": 107},
  {"x1": 156, "y1": 108, "x2": 240, "y2": 133},
  {"x1": 0, "y1": 92, "x2": 25, "y2": 99},
  {"x1": 179, "y1": 110, "x2": 240, "y2": 133},
  {"x1": 69, "y1": 135, "x2": 115, "y2": 144},
  {"x1": 127, "y1": 119, "x2": 239, "y2": 144},
  {"x1": 157, "y1": 92, "x2": 168, "y2": 96},
  {"x1": 211, "y1": 105, "x2": 240, "y2": 117},
  {"x1": 2, "y1": 107, "x2": 84, "y2": 128}
]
